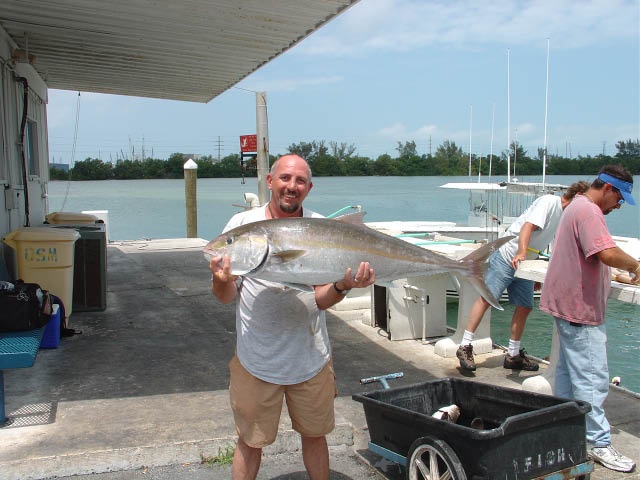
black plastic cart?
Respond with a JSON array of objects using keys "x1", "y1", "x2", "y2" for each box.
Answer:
[{"x1": 352, "y1": 377, "x2": 593, "y2": 480}]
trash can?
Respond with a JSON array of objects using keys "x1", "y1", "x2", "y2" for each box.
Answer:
[
  {"x1": 3, "y1": 227, "x2": 80, "y2": 323},
  {"x1": 45, "y1": 211, "x2": 98, "y2": 225},
  {"x1": 39, "y1": 224, "x2": 107, "y2": 311},
  {"x1": 82, "y1": 210, "x2": 110, "y2": 243}
]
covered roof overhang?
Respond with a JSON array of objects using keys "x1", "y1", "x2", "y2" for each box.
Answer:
[{"x1": 0, "y1": 0, "x2": 357, "y2": 103}]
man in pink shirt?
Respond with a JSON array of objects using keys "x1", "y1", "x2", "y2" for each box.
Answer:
[{"x1": 540, "y1": 164, "x2": 639, "y2": 473}]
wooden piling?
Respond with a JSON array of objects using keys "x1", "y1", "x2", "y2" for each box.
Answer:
[{"x1": 184, "y1": 159, "x2": 198, "y2": 238}]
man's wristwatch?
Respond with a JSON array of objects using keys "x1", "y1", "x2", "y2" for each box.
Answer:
[{"x1": 333, "y1": 281, "x2": 351, "y2": 295}]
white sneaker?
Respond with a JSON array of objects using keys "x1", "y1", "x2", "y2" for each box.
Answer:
[{"x1": 588, "y1": 445, "x2": 636, "y2": 472}]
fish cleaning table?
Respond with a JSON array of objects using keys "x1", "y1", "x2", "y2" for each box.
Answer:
[{"x1": 516, "y1": 259, "x2": 640, "y2": 305}]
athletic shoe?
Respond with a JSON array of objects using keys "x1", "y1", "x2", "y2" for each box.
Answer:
[
  {"x1": 588, "y1": 445, "x2": 636, "y2": 472},
  {"x1": 456, "y1": 345, "x2": 476, "y2": 371},
  {"x1": 503, "y1": 349, "x2": 539, "y2": 371}
]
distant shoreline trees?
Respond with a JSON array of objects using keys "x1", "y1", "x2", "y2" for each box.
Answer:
[{"x1": 50, "y1": 138, "x2": 640, "y2": 181}]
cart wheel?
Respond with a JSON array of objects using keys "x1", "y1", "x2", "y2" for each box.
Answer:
[{"x1": 406, "y1": 436, "x2": 467, "y2": 480}]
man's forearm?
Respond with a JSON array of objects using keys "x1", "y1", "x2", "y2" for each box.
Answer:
[{"x1": 212, "y1": 278, "x2": 238, "y2": 304}]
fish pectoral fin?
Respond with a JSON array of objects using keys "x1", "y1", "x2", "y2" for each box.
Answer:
[
  {"x1": 271, "y1": 249, "x2": 306, "y2": 263},
  {"x1": 282, "y1": 282, "x2": 315, "y2": 293}
]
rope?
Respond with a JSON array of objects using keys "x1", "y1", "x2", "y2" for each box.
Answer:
[{"x1": 60, "y1": 92, "x2": 81, "y2": 212}]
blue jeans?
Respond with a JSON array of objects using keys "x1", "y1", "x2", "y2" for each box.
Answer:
[
  {"x1": 554, "y1": 317, "x2": 610, "y2": 446},
  {"x1": 485, "y1": 251, "x2": 534, "y2": 308}
]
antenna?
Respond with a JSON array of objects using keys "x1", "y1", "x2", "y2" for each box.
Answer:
[
  {"x1": 542, "y1": 38, "x2": 550, "y2": 189},
  {"x1": 514, "y1": 128, "x2": 518, "y2": 178},
  {"x1": 507, "y1": 49, "x2": 511, "y2": 183}
]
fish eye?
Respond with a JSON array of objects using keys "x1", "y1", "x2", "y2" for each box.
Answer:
[{"x1": 226, "y1": 237, "x2": 233, "y2": 245}]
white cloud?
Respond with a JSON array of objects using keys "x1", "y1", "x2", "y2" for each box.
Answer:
[
  {"x1": 416, "y1": 124, "x2": 439, "y2": 137},
  {"x1": 377, "y1": 122, "x2": 440, "y2": 143},
  {"x1": 300, "y1": 0, "x2": 638, "y2": 56},
  {"x1": 513, "y1": 122, "x2": 536, "y2": 137},
  {"x1": 378, "y1": 122, "x2": 409, "y2": 137}
]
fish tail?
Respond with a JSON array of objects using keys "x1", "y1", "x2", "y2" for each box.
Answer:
[{"x1": 458, "y1": 236, "x2": 515, "y2": 310}]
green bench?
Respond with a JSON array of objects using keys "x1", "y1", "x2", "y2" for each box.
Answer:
[{"x1": 0, "y1": 328, "x2": 44, "y2": 426}]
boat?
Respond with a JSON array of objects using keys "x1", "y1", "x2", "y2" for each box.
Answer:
[{"x1": 365, "y1": 179, "x2": 570, "y2": 243}]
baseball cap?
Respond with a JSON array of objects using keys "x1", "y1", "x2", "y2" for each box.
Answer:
[{"x1": 598, "y1": 172, "x2": 636, "y2": 206}]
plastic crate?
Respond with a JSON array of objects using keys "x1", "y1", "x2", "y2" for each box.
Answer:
[
  {"x1": 40, "y1": 304, "x2": 60, "y2": 349},
  {"x1": 353, "y1": 377, "x2": 590, "y2": 480}
]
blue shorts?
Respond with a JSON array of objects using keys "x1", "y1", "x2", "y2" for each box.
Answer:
[{"x1": 485, "y1": 251, "x2": 534, "y2": 308}]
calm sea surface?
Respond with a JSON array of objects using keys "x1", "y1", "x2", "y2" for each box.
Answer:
[{"x1": 48, "y1": 175, "x2": 639, "y2": 392}]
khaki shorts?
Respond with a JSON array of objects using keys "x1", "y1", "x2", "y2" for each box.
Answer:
[{"x1": 228, "y1": 355, "x2": 337, "y2": 448}]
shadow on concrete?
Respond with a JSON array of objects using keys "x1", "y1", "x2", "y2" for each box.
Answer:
[{"x1": 4, "y1": 245, "x2": 444, "y2": 410}]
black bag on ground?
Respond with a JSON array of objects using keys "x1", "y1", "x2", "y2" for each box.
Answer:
[{"x1": 0, "y1": 280, "x2": 52, "y2": 332}]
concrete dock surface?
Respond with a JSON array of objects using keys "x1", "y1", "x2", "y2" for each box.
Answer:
[{"x1": 1, "y1": 239, "x2": 638, "y2": 479}]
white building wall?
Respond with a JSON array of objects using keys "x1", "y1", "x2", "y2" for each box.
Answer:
[{"x1": 0, "y1": 29, "x2": 50, "y2": 276}]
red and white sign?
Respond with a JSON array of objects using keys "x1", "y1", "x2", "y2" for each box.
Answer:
[{"x1": 240, "y1": 134, "x2": 257, "y2": 153}]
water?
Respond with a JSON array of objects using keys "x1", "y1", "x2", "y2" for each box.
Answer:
[
  {"x1": 48, "y1": 175, "x2": 640, "y2": 241},
  {"x1": 47, "y1": 175, "x2": 640, "y2": 392}
]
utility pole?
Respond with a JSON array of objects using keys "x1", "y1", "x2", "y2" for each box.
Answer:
[{"x1": 214, "y1": 136, "x2": 223, "y2": 161}]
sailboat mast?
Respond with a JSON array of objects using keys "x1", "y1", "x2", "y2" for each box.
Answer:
[
  {"x1": 542, "y1": 38, "x2": 550, "y2": 190},
  {"x1": 507, "y1": 49, "x2": 511, "y2": 183},
  {"x1": 489, "y1": 102, "x2": 495, "y2": 183},
  {"x1": 468, "y1": 104, "x2": 473, "y2": 177}
]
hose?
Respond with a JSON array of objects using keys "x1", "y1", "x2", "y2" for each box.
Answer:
[{"x1": 16, "y1": 76, "x2": 30, "y2": 227}]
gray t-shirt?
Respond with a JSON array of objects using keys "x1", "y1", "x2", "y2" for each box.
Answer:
[{"x1": 223, "y1": 206, "x2": 331, "y2": 384}]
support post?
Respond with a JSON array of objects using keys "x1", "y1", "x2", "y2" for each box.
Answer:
[
  {"x1": 0, "y1": 370, "x2": 5, "y2": 425},
  {"x1": 183, "y1": 158, "x2": 198, "y2": 238},
  {"x1": 256, "y1": 92, "x2": 269, "y2": 206}
]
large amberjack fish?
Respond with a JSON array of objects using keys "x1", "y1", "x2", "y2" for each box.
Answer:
[{"x1": 204, "y1": 216, "x2": 513, "y2": 309}]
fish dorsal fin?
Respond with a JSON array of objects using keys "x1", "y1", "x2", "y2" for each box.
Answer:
[
  {"x1": 281, "y1": 282, "x2": 315, "y2": 293},
  {"x1": 271, "y1": 249, "x2": 306, "y2": 263},
  {"x1": 462, "y1": 235, "x2": 514, "y2": 263},
  {"x1": 333, "y1": 211, "x2": 367, "y2": 224}
]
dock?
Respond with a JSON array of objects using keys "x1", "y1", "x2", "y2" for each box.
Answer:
[{"x1": 1, "y1": 239, "x2": 638, "y2": 479}]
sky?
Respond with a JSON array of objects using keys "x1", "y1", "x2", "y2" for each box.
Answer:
[{"x1": 46, "y1": 0, "x2": 640, "y2": 165}]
